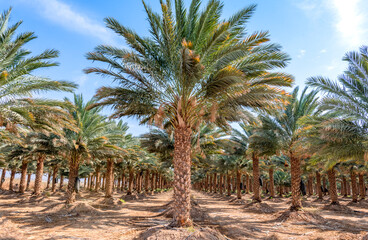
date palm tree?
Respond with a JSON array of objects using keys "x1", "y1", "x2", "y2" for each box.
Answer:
[
  {"x1": 306, "y1": 46, "x2": 368, "y2": 203},
  {"x1": 64, "y1": 95, "x2": 122, "y2": 203},
  {"x1": 0, "y1": 8, "x2": 76, "y2": 131},
  {"x1": 85, "y1": 0, "x2": 293, "y2": 226},
  {"x1": 256, "y1": 87, "x2": 319, "y2": 210}
]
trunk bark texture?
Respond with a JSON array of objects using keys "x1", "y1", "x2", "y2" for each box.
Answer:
[
  {"x1": 252, "y1": 153, "x2": 261, "y2": 202},
  {"x1": 236, "y1": 168, "x2": 241, "y2": 199},
  {"x1": 105, "y1": 159, "x2": 114, "y2": 198},
  {"x1": 51, "y1": 166, "x2": 58, "y2": 192},
  {"x1": 327, "y1": 169, "x2": 339, "y2": 204},
  {"x1": 19, "y1": 161, "x2": 28, "y2": 193},
  {"x1": 316, "y1": 171, "x2": 323, "y2": 199},
  {"x1": 9, "y1": 169, "x2": 16, "y2": 191},
  {"x1": 172, "y1": 127, "x2": 192, "y2": 227},
  {"x1": 269, "y1": 168, "x2": 275, "y2": 198},
  {"x1": 290, "y1": 154, "x2": 301, "y2": 210},
  {"x1": 66, "y1": 152, "x2": 80, "y2": 204},
  {"x1": 26, "y1": 173, "x2": 31, "y2": 191},
  {"x1": 226, "y1": 173, "x2": 231, "y2": 196},
  {"x1": 351, "y1": 171, "x2": 358, "y2": 203},
  {"x1": 34, "y1": 154, "x2": 45, "y2": 195},
  {"x1": 0, "y1": 168, "x2": 6, "y2": 189}
]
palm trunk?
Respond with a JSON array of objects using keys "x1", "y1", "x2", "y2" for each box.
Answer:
[
  {"x1": 359, "y1": 173, "x2": 365, "y2": 200},
  {"x1": 26, "y1": 173, "x2": 31, "y2": 191},
  {"x1": 19, "y1": 161, "x2": 28, "y2": 193},
  {"x1": 252, "y1": 153, "x2": 261, "y2": 202},
  {"x1": 127, "y1": 168, "x2": 134, "y2": 195},
  {"x1": 205, "y1": 174, "x2": 208, "y2": 192},
  {"x1": 213, "y1": 173, "x2": 217, "y2": 193},
  {"x1": 269, "y1": 168, "x2": 275, "y2": 198},
  {"x1": 341, "y1": 176, "x2": 346, "y2": 196},
  {"x1": 51, "y1": 166, "x2": 58, "y2": 192},
  {"x1": 95, "y1": 166, "x2": 101, "y2": 192},
  {"x1": 232, "y1": 175, "x2": 236, "y2": 193},
  {"x1": 316, "y1": 171, "x2": 323, "y2": 199},
  {"x1": 351, "y1": 171, "x2": 358, "y2": 203},
  {"x1": 101, "y1": 175, "x2": 105, "y2": 190},
  {"x1": 209, "y1": 174, "x2": 212, "y2": 193},
  {"x1": 66, "y1": 152, "x2": 80, "y2": 204},
  {"x1": 346, "y1": 180, "x2": 351, "y2": 196},
  {"x1": 105, "y1": 159, "x2": 114, "y2": 198},
  {"x1": 145, "y1": 170, "x2": 150, "y2": 193},
  {"x1": 307, "y1": 174, "x2": 313, "y2": 196},
  {"x1": 236, "y1": 167, "x2": 242, "y2": 199},
  {"x1": 290, "y1": 153, "x2": 301, "y2": 210},
  {"x1": 172, "y1": 127, "x2": 192, "y2": 227},
  {"x1": 34, "y1": 154, "x2": 45, "y2": 195},
  {"x1": 136, "y1": 172, "x2": 141, "y2": 194},
  {"x1": 322, "y1": 176, "x2": 327, "y2": 196},
  {"x1": 226, "y1": 173, "x2": 231, "y2": 196},
  {"x1": 46, "y1": 171, "x2": 51, "y2": 190},
  {"x1": 0, "y1": 168, "x2": 6, "y2": 189},
  {"x1": 245, "y1": 174, "x2": 250, "y2": 194},
  {"x1": 9, "y1": 169, "x2": 16, "y2": 191},
  {"x1": 121, "y1": 173, "x2": 126, "y2": 192},
  {"x1": 59, "y1": 174, "x2": 64, "y2": 190},
  {"x1": 219, "y1": 173, "x2": 223, "y2": 195},
  {"x1": 117, "y1": 177, "x2": 121, "y2": 191},
  {"x1": 327, "y1": 169, "x2": 339, "y2": 204}
]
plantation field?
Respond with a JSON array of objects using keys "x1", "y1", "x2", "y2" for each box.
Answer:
[{"x1": 1, "y1": 189, "x2": 367, "y2": 240}]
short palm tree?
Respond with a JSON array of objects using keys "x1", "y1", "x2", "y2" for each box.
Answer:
[
  {"x1": 63, "y1": 95, "x2": 121, "y2": 203},
  {"x1": 85, "y1": 0, "x2": 293, "y2": 226},
  {"x1": 256, "y1": 87, "x2": 319, "y2": 210}
]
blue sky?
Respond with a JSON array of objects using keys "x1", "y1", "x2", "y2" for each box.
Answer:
[{"x1": 1, "y1": 0, "x2": 368, "y2": 136}]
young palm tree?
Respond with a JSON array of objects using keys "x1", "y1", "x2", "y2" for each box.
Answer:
[
  {"x1": 63, "y1": 95, "x2": 120, "y2": 203},
  {"x1": 85, "y1": 0, "x2": 293, "y2": 226},
  {"x1": 256, "y1": 87, "x2": 319, "y2": 210}
]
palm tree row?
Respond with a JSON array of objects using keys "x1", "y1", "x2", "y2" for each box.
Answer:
[{"x1": 0, "y1": 0, "x2": 367, "y2": 229}]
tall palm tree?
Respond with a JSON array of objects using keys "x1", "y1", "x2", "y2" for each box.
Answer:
[{"x1": 85, "y1": 0, "x2": 293, "y2": 226}]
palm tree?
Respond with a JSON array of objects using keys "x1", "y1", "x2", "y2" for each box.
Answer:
[
  {"x1": 63, "y1": 95, "x2": 119, "y2": 203},
  {"x1": 0, "y1": 8, "x2": 76, "y2": 131},
  {"x1": 85, "y1": 0, "x2": 293, "y2": 226},
  {"x1": 307, "y1": 46, "x2": 368, "y2": 203},
  {"x1": 231, "y1": 123, "x2": 262, "y2": 200},
  {"x1": 256, "y1": 87, "x2": 319, "y2": 210}
]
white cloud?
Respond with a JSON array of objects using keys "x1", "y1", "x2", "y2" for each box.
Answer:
[
  {"x1": 320, "y1": 49, "x2": 327, "y2": 53},
  {"x1": 329, "y1": 0, "x2": 366, "y2": 48},
  {"x1": 295, "y1": 0, "x2": 367, "y2": 48},
  {"x1": 25, "y1": 0, "x2": 117, "y2": 45},
  {"x1": 297, "y1": 49, "x2": 306, "y2": 58}
]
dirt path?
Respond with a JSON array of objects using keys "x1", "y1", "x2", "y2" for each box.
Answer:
[
  {"x1": 0, "y1": 190, "x2": 173, "y2": 240},
  {"x1": 192, "y1": 191, "x2": 368, "y2": 240},
  {"x1": 1, "y1": 190, "x2": 368, "y2": 239}
]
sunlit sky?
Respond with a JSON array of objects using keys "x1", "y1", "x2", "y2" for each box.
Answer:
[{"x1": 1, "y1": 0, "x2": 368, "y2": 136}]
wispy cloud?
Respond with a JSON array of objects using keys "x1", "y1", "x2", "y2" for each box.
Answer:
[
  {"x1": 297, "y1": 49, "x2": 306, "y2": 58},
  {"x1": 329, "y1": 0, "x2": 366, "y2": 48},
  {"x1": 320, "y1": 49, "x2": 327, "y2": 53},
  {"x1": 295, "y1": 0, "x2": 367, "y2": 48},
  {"x1": 21, "y1": 0, "x2": 117, "y2": 45}
]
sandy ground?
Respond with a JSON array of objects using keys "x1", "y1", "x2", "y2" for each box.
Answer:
[{"x1": 0, "y1": 188, "x2": 368, "y2": 240}]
